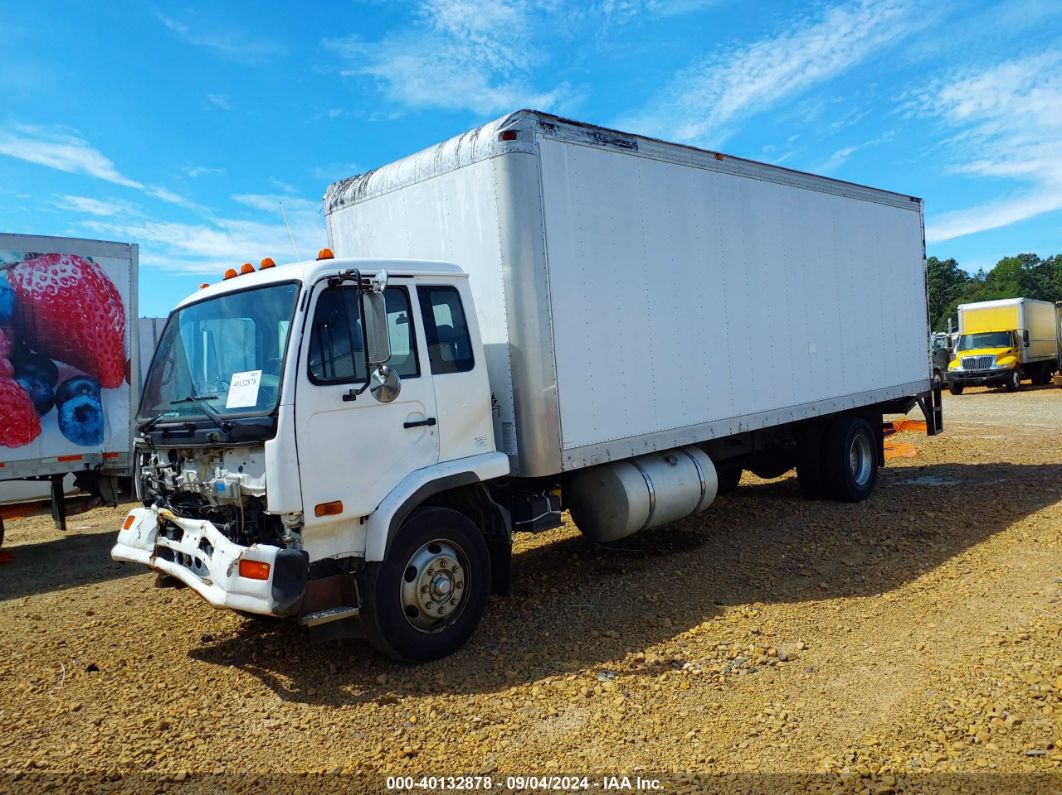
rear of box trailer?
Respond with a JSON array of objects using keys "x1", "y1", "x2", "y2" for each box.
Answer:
[{"x1": 325, "y1": 111, "x2": 929, "y2": 477}]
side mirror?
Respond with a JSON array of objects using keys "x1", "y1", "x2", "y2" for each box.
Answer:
[
  {"x1": 370, "y1": 364, "x2": 401, "y2": 403},
  {"x1": 363, "y1": 291, "x2": 391, "y2": 366},
  {"x1": 1022, "y1": 329, "x2": 1030, "y2": 348}
]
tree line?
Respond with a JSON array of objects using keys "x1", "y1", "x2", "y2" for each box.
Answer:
[{"x1": 927, "y1": 253, "x2": 1062, "y2": 332}]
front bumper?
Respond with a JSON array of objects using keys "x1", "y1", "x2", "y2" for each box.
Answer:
[
  {"x1": 111, "y1": 507, "x2": 308, "y2": 616},
  {"x1": 947, "y1": 368, "x2": 1014, "y2": 386}
]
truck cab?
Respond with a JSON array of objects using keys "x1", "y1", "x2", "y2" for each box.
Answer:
[
  {"x1": 113, "y1": 254, "x2": 510, "y2": 661},
  {"x1": 947, "y1": 330, "x2": 1023, "y2": 394}
]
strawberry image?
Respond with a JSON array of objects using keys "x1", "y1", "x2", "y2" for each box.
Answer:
[
  {"x1": 0, "y1": 376, "x2": 41, "y2": 447},
  {"x1": 0, "y1": 326, "x2": 13, "y2": 359},
  {"x1": 6, "y1": 253, "x2": 126, "y2": 388}
]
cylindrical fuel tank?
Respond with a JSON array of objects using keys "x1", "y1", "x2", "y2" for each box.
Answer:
[{"x1": 567, "y1": 446, "x2": 718, "y2": 544}]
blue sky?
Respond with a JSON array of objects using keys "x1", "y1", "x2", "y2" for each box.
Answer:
[{"x1": 1, "y1": 0, "x2": 1059, "y2": 316}]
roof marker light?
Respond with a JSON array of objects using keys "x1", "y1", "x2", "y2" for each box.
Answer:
[
  {"x1": 498, "y1": 130, "x2": 518, "y2": 141},
  {"x1": 200, "y1": 283, "x2": 209, "y2": 289},
  {"x1": 223, "y1": 268, "x2": 238, "y2": 280},
  {"x1": 317, "y1": 248, "x2": 334, "y2": 260},
  {"x1": 240, "y1": 263, "x2": 255, "y2": 275},
  {"x1": 260, "y1": 257, "x2": 276, "y2": 269}
]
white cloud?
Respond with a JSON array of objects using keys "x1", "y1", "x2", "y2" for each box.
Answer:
[
  {"x1": 158, "y1": 15, "x2": 281, "y2": 64},
  {"x1": 206, "y1": 93, "x2": 232, "y2": 110},
  {"x1": 624, "y1": 0, "x2": 916, "y2": 145},
  {"x1": 0, "y1": 124, "x2": 143, "y2": 188},
  {"x1": 183, "y1": 165, "x2": 227, "y2": 178},
  {"x1": 81, "y1": 192, "x2": 324, "y2": 276},
  {"x1": 324, "y1": 0, "x2": 569, "y2": 115},
  {"x1": 918, "y1": 51, "x2": 1062, "y2": 243},
  {"x1": 54, "y1": 195, "x2": 139, "y2": 217}
]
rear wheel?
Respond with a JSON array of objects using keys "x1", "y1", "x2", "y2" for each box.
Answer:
[
  {"x1": 949, "y1": 383, "x2": 964, "y2": 395},
  {"x1": 359, "y1": 507, "x2": 490, "y2": 663},
  {"x1": 1005, "y1": 369, "x2": 1021, "y2": 392},
  {"x1": 1032, "y1": 364, "x2": 1051, "y2": 386},
  {"x1": 820, "y1": 416, "x2": 878, "y2": 502}
]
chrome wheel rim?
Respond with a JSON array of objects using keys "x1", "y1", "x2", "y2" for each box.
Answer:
[
  {"x1": 849, "y1": 432, "x2": 873, "y2": 486},
  {"x1": 400, "y1": 539, "x2": 468, "y2": 633}
]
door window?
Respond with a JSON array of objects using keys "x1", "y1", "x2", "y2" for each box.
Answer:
[
  {"x1": 307, "y1": 287, "x2": 365, "y2": 384},
  {"x1": 417, "y1": 285, "x2": 474, "y2": 374},
  {"x1": 385, "y1": 288, "x2": 419, "y2": 378}
]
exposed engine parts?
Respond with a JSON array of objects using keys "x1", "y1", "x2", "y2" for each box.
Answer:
[{"x1": 137, "y1": 445, "x2": 299, "y2": 548}]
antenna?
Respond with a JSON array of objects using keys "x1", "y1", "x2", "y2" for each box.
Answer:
[{"x1": 279, "y1": 201, "x2": 301, "y2": 261}]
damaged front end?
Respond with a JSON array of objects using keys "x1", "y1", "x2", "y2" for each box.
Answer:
[{"x1": 111, "y1": 445, "x2": 308, "y2": 616}]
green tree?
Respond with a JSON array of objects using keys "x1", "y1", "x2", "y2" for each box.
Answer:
[{"x1": 926, "y1": 256, "x2": 970, "y2": 330}]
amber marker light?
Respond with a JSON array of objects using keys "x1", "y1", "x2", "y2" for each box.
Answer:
[
  {"x1": 238, "y1": 560, "x2": 271, "y2": 580},
  {"x1": 200, "y1": 283, "x2": 209, "y2": 289},
  {"x1": 122, "y1": 515, "x2": 136, "y2": 530},
  {"x1": 240, "y1": 263, "x2": 255, "y2": 274},
  {"x1": 317, "y1": 248, "x2": 334, "y2": 260},
  {"x1": 260, "y1": 257, "x2": 276, "y2": 269},
  {"x1": 223, "y1": 268, "x2": 238, "y2": 280},
  {"x1": 314, "y1": 500, "x2": 343, "y2": 517}
]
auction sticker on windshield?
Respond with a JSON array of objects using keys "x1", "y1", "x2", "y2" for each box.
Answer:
[{"x1": 226, "y1": 370, "x2": 263, "y2": 409}]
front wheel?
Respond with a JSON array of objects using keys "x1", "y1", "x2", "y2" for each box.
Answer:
[
  {"x1": 359, "y1": 507, "x2": 490, "y2": 663},
  {"x1": 949, "y1": 383, "x2": 964, "y2": 395},
  {"x1": 820, "y1": 416, "x2": 878, "y2": 503},
  {"x1": 1004, "y1": 369, "x2": 1021, "y2": 392}
]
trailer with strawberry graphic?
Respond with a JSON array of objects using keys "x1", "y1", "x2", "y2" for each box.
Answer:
[{"x1": 0, "y1": 233, "x2": 138, "y2": 546}]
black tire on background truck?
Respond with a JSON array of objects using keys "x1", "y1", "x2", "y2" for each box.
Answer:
[
  {"x1": 796, "y1": 424, "x2": 828, "y2": 499},
  {"x1": 1005, "y1": 369, "x2": 1021, "y2": 392},
  {"x1": 949, "y1": 383, "x2": 964, "y2": 395},
  {"x1": 716, "y1": 466, "x2": 742, "y2": 494},
  {"x1": 820, "y1": 416, "x2": 878, "y2": 503},
  {"x1": 358, "y1": 506, "x2": 490, "y2": 663}
]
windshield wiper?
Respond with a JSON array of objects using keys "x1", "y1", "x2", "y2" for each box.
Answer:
[
  {"x1": 168, "y1": 394, "x2": 232, "y2": 434},
  {"x1": 138, "y1": 410, "x2": 180, "y2": 434}
]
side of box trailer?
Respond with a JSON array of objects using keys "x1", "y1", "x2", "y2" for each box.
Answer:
[
  {"x1": 0, "y1": 233, "x2": 138, "y2": 537},
  {"x1": 325, "y1": 111, "x2": 930, "y2": 477}
]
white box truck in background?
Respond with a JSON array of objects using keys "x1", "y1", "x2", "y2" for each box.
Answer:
[
  {"x1": 0, "y1": 233, "x2": 138, "y2": 546},
  {"x1": 113, "y1": 111, "x2": 941, "y2": 661},
  {"x1": 947, "y1": 297, "x2": 1061, "y2": 393}
]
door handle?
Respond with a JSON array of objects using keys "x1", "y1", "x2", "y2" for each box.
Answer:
[{"x1": 403, "y1": 417, "x2": 437, "y2": 429}]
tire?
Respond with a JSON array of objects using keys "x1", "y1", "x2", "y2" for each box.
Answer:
[
  {"x1": 949, "y1": 383, "x2": 964, "y2": 395},
  {"x1": 358, "y1": 507, "x2": 490, "y2": 663},
  {"x1": 820, "y1": 416, "x2": 878, "y2": 503},
  {"x1": 1032, "y1": 364, "x2": 1051, "y2": 386},
  {"x1": 716, "y1": 466, "x2": 742, "y2": 495},
  {"x1": 1004, "y1": 369, "x2": 1021, "y2": 392}
]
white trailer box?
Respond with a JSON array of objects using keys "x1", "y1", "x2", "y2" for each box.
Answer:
[
  {"x1": 0, "y1": 234, "x2": 137, "y2": 496},
  {"x1": 325, "y1": 111, "x2": 931, "y2": 477}
]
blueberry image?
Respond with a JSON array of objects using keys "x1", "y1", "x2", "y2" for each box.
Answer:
[
  {"x1": 16, "y1": 374, "x2": 55, "y2": 416},
  {"x1": 55, "y1": 375, "x2": 100, "y2": 406},
  {"x1": 58, "y1": 393, "x2": 104, "y2": 446},
  {"x1": 12, "y1": 351, "x2": 59, "y2": 388},
  {"x1": 0, "y1": 277, "x2": 14, "y2": 325}
]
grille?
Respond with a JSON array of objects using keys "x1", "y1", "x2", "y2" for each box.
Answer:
[{"x1": 961, "y1": 355, "x2": 994, "y2": 370}]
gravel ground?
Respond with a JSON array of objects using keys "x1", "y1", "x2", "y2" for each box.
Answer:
[{"x1": 1, "y1": 387, "x2": 1060, "y2": 793}]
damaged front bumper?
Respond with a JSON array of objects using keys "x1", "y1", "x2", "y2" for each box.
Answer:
[{"x1": 111, "y1": 507, "x2": 308, "y2": 617}]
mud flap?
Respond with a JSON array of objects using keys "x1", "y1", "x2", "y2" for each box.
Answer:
[{"x1": 916, "y1": 383, "x2": 944, "y2": 436}]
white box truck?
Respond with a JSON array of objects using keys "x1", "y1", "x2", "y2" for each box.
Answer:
[
  {"x1": 947, "y1": 297, "x2": 1062, "y2": 393},
  {"x1": 112, "y1": 111, "x2": 941, "y2": 661},
  {"x1": 0, "y1": 233, "x2": 138, "y2": 545}
]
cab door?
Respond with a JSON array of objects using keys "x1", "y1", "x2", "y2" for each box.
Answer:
[{"x1": 295, "y1": 280, "x2": 437, "y2": 533}]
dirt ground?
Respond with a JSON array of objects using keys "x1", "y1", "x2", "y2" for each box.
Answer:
[{"x1": 1, "y1": 387, "x2": 1060, "y2": 793}]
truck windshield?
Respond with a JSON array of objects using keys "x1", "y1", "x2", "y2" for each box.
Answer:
[
  {"x1": 140, "y1": 282, "x2": 300, "y2": 420},
  {"x1": 957, "y1": 331, "x2": 1012, "y2": 350}
]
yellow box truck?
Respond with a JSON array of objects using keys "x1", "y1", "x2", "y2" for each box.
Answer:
[{"x1": 948, "y1": 297, "x2": 1062, "y2": 394}]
